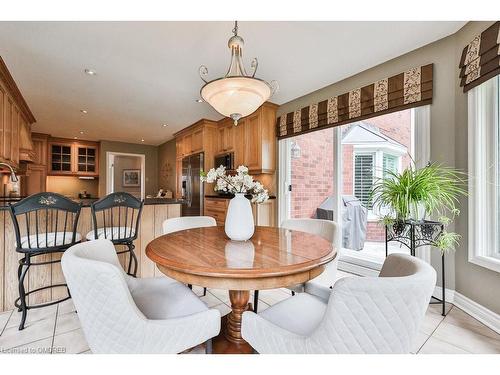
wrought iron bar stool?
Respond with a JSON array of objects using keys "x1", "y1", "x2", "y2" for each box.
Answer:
[
  {"x1": 9, "y1": 193, "x2": 82, "y2": 330},
  {"x1": 86, "y1": 192, "x2": 144, "y2": 277}
]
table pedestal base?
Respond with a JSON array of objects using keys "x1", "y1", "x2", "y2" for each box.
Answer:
[
  {"x1": 213, "y1": 315, "x2": 254, "y2": 354},
  {"x1": 213, "y1": 290, "x2": 254, "y2": 354}
]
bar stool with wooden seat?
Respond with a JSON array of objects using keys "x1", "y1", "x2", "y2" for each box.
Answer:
[
  {"x1": 86, "y1": 192, "x2": 144, "y2": 277},
  {"x1": 9, "y1": 192, "x2": 83, "y2": 330}
]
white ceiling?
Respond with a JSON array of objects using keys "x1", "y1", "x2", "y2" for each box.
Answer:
[{"x1": 0, "y1": 21, "x2": 465, "y2": 145}]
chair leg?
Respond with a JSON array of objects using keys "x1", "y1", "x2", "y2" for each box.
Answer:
[
  {"x1": 18, "y1": 257, "x2": 30, "y2": 331},
  {"x1": 205, "y1": 338, "x2": 213, "y2": 354},
  {"x1": 127, "y1": 243, "x2": 138, "y2": 277},
  {"x1": 16, "y1": 261, "x2": 23, "y2": 312},
  {"x1": 203, "y1": 287, "x2": 207, "y2": 296},
  {"x1": 187, "y1": 284, "x2": 193, "y2": 289},
  {"x1": 291, "y1": 290, "x2": 295, "y2": 296},
  {"x1": 253, "y1": 290, "x2": 259, "y2": 313}
]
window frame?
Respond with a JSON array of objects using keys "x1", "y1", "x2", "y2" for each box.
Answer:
[
  {"x1": 468, "y1": 76, "x2": 500, "y2": 273},
  {"x1": 352, "y1": 146, "x2": 403, "y2": 218}
]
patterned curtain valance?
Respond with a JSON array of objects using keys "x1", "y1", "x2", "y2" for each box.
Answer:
[
  {"x1": 459, "y1": 21, "x2": 500, "y2": 93},
  {"x1": 276, "y1": 64, "x2": 433, "y2": 139}
]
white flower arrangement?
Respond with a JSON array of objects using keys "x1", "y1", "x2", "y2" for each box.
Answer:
[{"x1": 200, "y1": 165, "x2": 269, "y2": 203}]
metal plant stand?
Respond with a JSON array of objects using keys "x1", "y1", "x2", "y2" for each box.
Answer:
[{"x1": 385, "y1": 220, "x2": 447, "y2": 316}]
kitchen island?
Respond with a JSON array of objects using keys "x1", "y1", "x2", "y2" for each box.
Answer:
[{"x1": 0, "y1": 196, "x2": 183, "y2": 313}]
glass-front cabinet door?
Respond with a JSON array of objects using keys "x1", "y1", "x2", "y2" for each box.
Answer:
[
  {"x1": 50, "y1": 143, "x2": 73, "y2": 174},
  {"x1": 76, "y1": 146, "x2": 97, "y2": 174}
]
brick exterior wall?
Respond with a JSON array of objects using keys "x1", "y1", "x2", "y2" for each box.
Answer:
[
  {"x1": 290, "y1": 109, "x2": 412, "y2": 243},
  {"x1": 290, "y1": 128, "x2": 334, "y2": 218}
]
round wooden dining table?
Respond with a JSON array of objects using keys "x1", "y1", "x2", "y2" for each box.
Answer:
[{"x1": 146, "y1": 225, "x2": 336, "y2": 354}]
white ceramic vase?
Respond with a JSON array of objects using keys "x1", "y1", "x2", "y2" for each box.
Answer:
[{"x1": 225, "y1": 193, "x2": 255, "y2": 241}]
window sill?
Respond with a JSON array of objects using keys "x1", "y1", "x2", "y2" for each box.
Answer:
[{"x1": 468, "y1": 254, "x2": 500, "y2": 274}]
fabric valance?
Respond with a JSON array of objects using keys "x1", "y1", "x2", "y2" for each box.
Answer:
[
  {"x1": 459, "y1": 21, "x2": 500, "y2": 92},
  {"x1": 276, "y1": 64, "x2": 433, "y2": 139}
]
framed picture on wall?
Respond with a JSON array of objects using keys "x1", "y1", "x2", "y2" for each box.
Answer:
[{"x1": 122, "y1": 169, "x2": 141, "y2": 187}]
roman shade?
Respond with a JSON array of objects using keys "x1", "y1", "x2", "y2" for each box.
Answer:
[
  {"x1": 276, "y1": 64, "x2": 433, "y2": 139},
  {"x1": 459, "y1": 21, "x2": 500, "y2": 93}
]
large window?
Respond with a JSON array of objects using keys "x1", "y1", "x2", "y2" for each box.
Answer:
[
  {"x1": 468, "y1": 75, "x2": 500, "y2": 272},
  {"x1": 281, "y1": 108, "x2": 420, "y2": 271}
]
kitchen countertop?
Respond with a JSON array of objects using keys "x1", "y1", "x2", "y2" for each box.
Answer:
[
  {"x1": 205, "y1": 194, "x2": 277, "y2": 200},
  {"x1": 0, "y1": 196, "x2": 185, "y2": 209}
]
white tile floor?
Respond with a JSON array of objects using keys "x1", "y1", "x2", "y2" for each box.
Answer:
[{"x1": 0, "y1": 271, "x2": 499, "y2": 354}]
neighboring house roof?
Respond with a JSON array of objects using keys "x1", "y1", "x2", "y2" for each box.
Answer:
[{"x1": 341, "y1": 122, "x2": 407, "y2": 151}]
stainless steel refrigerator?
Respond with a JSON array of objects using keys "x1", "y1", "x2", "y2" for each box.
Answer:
[{"x1": 181, "y1": 152, "x2": 204, "y2": 216}]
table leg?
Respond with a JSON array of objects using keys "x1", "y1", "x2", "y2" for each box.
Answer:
[
  {"x1": 212, "y1": 290, "x2": 253, "y2": 354},
  {"x1": 226, "y1": 290, "x2": 250, "y2": 343}
]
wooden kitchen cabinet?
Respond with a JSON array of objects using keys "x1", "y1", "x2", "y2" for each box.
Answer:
[
  {"x1": 204, "y1": 197, "x2": 229, "y2": 226},
  {"x1": 48, "y1": 138, "x2": 99, "y2": 176},
  {"x1": 174, "y1": 102, "x2": 277, "y2": 198},
  {"x1": 24, "y1": 164, "x2": 47, "y2": 195},
  {"x1": 0, "y1": 57, "x2": 36, "y2": 169},
  {"x1": 31, "y1": 133, "x2": 49, "y2": 165},
  {"x1": 174, "y1": 119, "x2": 218, "y2": 198},
  {"x1": 22, "y1": 133, "x2": 49, "y2": 195},
  {"x1": 175, "y1": 157, "x2": 183, "y2": 199},
  {"x1": 182, "y1": 134, "x2": 192, "y2": 156},
  {"x1": 191, "y1": 127, "x2": 203, "y2": 153},
  {"x1": 204, "y1": 196, "x2": 276, "y2": 227},
  {"x1": 239, "y1": 102, "x2": 277, "y2": 174},
  {"x1": 216, "y1": 118, "x2": 235, "y2": 154}
]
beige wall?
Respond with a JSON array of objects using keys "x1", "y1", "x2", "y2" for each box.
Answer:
[
  {"x1": 99, "y1": 140, "x2": 158, "y2": 197},
  {"x1": 157, "y1": 139, "x2": 176, "y2": 194},
  {"x1": 278, "y1": 21, "x2": 500, "y2": 313},
  {"x1": 46, "y1": 176, "x2": 99, "y2": 198}
]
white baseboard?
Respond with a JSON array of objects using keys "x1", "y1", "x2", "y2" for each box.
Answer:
[
  {"x1": 432, "y1": 286, "x2": 455, "y2": 303},
  {"x1": 453, "y1": 292, "x2": 500, "y2": 334}
]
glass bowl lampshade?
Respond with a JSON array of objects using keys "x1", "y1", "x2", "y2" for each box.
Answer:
[{"x1": 200, "y1": 77, "x2": 272, "y2": 123}]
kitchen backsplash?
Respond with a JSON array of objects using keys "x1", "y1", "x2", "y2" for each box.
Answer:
[{"x1": 46, "y1": 176, "x2": 99, "y2": 198}]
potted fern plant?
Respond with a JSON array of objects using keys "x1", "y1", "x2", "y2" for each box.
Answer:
[{"x1": 371, "y1": 162, "x2": 466, "y2": 252}]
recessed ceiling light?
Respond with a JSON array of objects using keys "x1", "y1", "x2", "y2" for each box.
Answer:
[
  {"x1": 84, "y1": 69, "x2": 97, "y2": 76},
  {"x1": 195, "y1": 99, "x2": 203, "y2": 103},
  {"x1": 80, "y1": 109, "x2": 88, "y2": 114},
  {"x1": 74, "y1": 136, "x2": 78, "y2": 139},
  {"x1": 79, "y1": 130, "x2": 84, "y2": 134},
  {"x1": 141, "y1": 139, "x2": 145, "y2": 142},
  {"x1": 162, "y1": 124, "x2": 168, "y2": 127}
]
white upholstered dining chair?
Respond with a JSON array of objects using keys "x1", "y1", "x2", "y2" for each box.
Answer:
[
  {"x1": 162, "y1": 216, "x2": 217, "y2": 235},
  {"x1": 281, "y1": 218, "x2": 339, "y2": 293},
  {"x1": 252, "y1": 218, "x2": 338, "y2": 313},
  {"x1": 242, "y1": 253, "x2": 436, "y2": 354},
  {"x1": 162, "y1": 216, "x2": 217, "y2": 296},
  {"x1": 61, "y1": 239, "x2": 221, "y2": 354}
]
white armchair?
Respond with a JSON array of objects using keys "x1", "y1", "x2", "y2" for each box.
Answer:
[
  {"x1": 242, "y1": 253, "x2": 436, "y2": 354},
  {"x1": 162, "y1": 216, "x2": 216, "y2": 235},
  {"x1": 162, "y1": 216, "x2": 216, "y2": 296},
  {"x1": 61, "y1": 239, "x2": 221, "y2": 354},
  {"x1": 281, "y1": 218, "x2": 339, "y2": 296}
]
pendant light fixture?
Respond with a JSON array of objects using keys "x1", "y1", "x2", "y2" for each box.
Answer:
[{"x1": 199, "y1": 21, "x2": 278, "y2": 125}]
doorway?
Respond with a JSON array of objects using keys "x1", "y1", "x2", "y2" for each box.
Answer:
[{"x1": 106, "y1": 152, "x2": 146, "y2": 199}]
